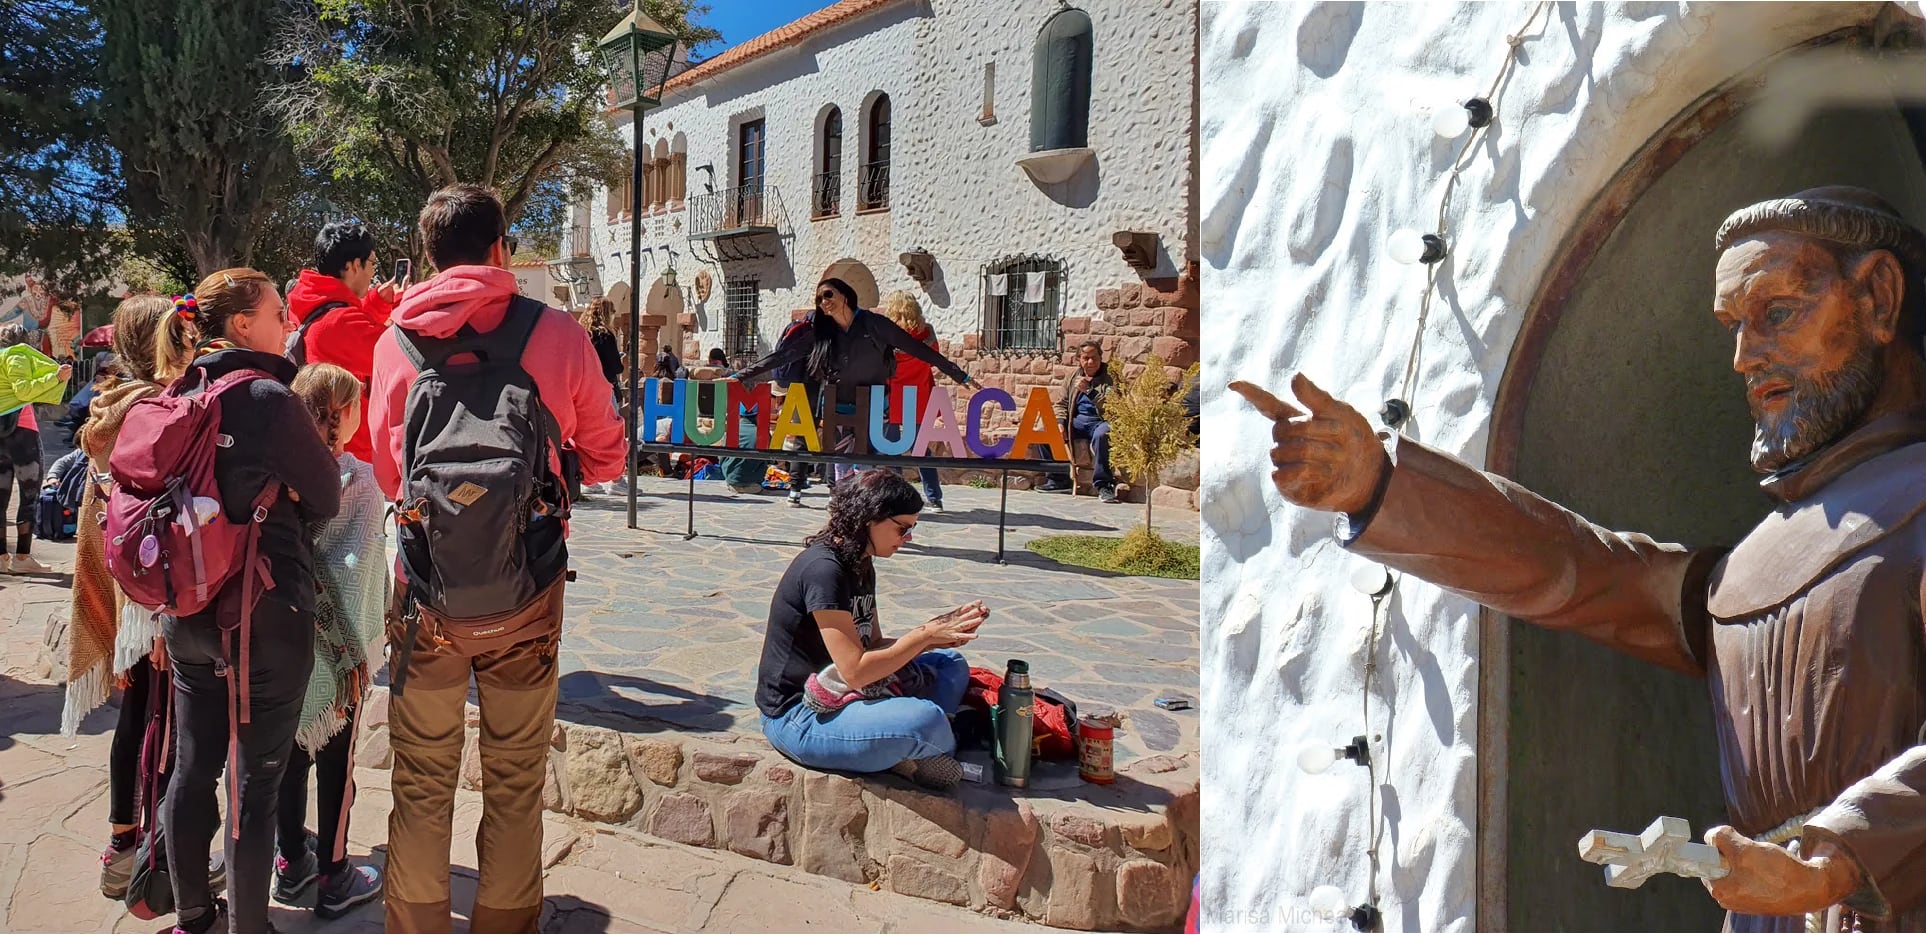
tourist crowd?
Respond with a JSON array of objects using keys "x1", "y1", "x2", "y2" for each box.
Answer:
[{"x1": 10, "y1": 183, "x2": 1007, "y2": 933}]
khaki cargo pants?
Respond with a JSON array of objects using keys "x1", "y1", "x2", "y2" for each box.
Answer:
[{"x1": 383, "y1": 583, "x2": 562, "y2": 933}]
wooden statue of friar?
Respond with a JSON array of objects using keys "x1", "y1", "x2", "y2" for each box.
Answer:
[{"x1": 1233, "y1": 187, "x2": 1926, "y2": 933}]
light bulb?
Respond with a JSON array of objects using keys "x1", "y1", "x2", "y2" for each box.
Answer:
[
  {"x1": 1387, "y1": 228, "x2": 1426, "y2": 265},
  {"x1": 1297, "y1": 740, "x2": 1339, "y2": 774},
  {"x1": 1432, "y1": 103, "x2": 1469, "y2": 138},
  {"x1": 1350, "y1": 565, "x2": 1392, "y2": 597},
  {"x1": 1309, "y1": 885, "x2": 1349, "y2": 916}
]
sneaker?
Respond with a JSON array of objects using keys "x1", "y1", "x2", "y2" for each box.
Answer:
[
  {"x1": 100, "y1": 840, "x2": 136, "y2": 899},
  {"x1": 928, "y1": 500, "x2": 944, "y2": 513},
  {"x1": 889, "y1": 754, "x2": 964, "y2": 791},
  {"x1": 8, "y1": 554, "x2": 52, "y2": 573},
  {"x1": 787, "y1": 490, "x2": 803, "y2": 507},
  {"x1": 1097, "y1": 485, "x2": 1119, "y2": 504},
  {"x1": 273, "y1": 838, "x2": 319, "y2": 904},
  {"x1": 172, "y1": 898, "x2": 227, "y2": 934},
  {"x1": 209, "y1": 850, "x2": 226, "y2": 894},
  {"x1": 315, "y1": 864, "x2": 383, "y2": 920},
  {"x1": 1037, "y1": 479, "x2": 1072, "y2": 493}
]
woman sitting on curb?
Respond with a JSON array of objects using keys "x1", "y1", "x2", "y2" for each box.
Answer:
[{"x1": 755, "y1": 470, "x2": 986, "y2": 789}]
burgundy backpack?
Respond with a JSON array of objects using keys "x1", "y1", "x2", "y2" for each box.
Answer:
[{"x1": 103, "y1": 366, "x2": 281, "y2": 808}]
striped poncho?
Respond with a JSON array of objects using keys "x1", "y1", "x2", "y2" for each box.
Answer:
[{"x1": 296, "y1": 453, "x2": 389, "y2": 754}]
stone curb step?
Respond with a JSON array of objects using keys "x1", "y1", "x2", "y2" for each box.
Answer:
[{"x1": 354, "y1": 687, "x2": 1199, "y2": 931}]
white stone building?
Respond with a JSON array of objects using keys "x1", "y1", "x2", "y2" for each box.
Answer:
[
  {"x1": 558, "y1": 0, "x2": 1198, "y2": 423},
  {"x1": 1203, "y1": 2, "x2": 1926, "y2": 931}
]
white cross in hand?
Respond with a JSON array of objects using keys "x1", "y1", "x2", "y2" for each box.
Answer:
[{"x1": 1577, "y1": 816, "x2": 1730, "y2": 889}]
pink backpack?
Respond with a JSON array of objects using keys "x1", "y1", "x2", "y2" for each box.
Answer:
[{"x1": 104, "y1": 367, "x2": 281, "y2": 810}]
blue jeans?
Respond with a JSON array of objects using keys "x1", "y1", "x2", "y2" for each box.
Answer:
[
  {"x1": 761, "y1": 649, "x2": 970, "y2": 772},
  {"x1": 1072, "y1": 415, "x2": 1114, "y2": 488}
]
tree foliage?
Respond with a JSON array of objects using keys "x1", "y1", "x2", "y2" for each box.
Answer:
[
  {"x1": 0, "y1": 0, "x2": 123, "y2": 295},
  {"x1": 1104, "y1": 356, "x2": 1201, "y2": 535},
  {"x1": 271, "y1": 0, "x2": 719, "y2": 268},
  {"x1": 96, "y1": 0, "x2": 301, "y2": 277}
]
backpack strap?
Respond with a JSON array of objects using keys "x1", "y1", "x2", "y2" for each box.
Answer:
[{"x1": 395, "y1": 295, "x2": 545, "y2": 372}]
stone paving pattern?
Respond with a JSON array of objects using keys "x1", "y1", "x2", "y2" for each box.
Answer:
[{"x1": 555, "y1": 473, "x2": 1199, "y2": 768}]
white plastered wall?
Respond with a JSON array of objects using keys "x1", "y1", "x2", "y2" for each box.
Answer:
[{"x1": 1198, "y1": 2, "x2": 1886, "y2": 930}]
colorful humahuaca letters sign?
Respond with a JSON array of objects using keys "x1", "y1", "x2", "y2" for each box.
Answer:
[{"x1": 640, "y1": 379, "x2": 1071, "y2": 461}]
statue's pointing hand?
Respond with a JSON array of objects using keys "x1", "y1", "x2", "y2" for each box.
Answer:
[
  {"x1": 1228, "y1": 374, "x2": 1388, "y2": 515},
  {"x1": 1701, "y1": 824, "x2": 1864, "y2": 917}
]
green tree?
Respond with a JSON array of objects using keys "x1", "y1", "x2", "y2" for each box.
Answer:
[
  {"x1": 271, "y1": 0, "x2": 720, "y2": 268},
  {"x1": 0, "y1": 0, "x2": 123, "y2": 295},
  {"x1": 1104, "y1": 356, "x2": 1201, "y2": 537},
  {"x1": 97, "y1": 0, "x2": 300, "y2": 277}
]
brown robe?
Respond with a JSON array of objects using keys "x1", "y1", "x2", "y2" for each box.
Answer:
[{"x1": 1345, "y1": 412, "x2": 1926, "y2": 932}]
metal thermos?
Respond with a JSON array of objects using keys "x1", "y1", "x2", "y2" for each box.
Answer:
[{"x1": 993, "y1": 659, "x2": 1035, "y2": 787}]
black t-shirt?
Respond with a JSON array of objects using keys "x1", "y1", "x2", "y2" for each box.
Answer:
[{"x1": 756, "y1": 540, "x2": 877, "y2": 717}]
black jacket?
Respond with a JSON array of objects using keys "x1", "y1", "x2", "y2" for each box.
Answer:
[
  {"x1": 184, "y1": 348, "x2": 342, "y2": 617},
  {"x1": 590, "y1": 328, "x2": 623, "y2": 385},
  {"x1": 731, "y1": 308, "x2": 970, "y2": 393}
]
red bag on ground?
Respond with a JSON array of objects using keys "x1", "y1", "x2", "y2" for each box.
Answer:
[{"x1": 962, "y1": 666, "x2": 1079, "y2": 759}]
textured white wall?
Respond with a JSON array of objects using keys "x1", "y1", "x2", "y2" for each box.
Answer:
[
  {"x1": 587, "y1": 0, "x2": 1196, "y2": 358},
  {"x1": 1198, "y1": 2, "x2": 1882, "y2": 930}
]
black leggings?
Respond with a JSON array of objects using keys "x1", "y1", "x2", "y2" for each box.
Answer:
[
  {"x1": 0, "y1": 428, "x2": 42, "y2": 554},
  {"x1": 162, "y1": 601, "x2": 315, "y2": 932},
  {"x1": 109, "y1": 658, "x2": 159, "y2": 827},
  {"x1": 276, "y1": 704, "x2": 358, "y2": 878}
]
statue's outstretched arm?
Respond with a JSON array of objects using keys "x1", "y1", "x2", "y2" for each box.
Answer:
[{"x1": 1233, "y1": 375, "x2": 1716, "y2": 676}]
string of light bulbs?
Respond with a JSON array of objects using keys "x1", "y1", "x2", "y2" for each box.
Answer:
[{"x1": 1296, "y1": 5, "x2": 1554, "y2": 931}]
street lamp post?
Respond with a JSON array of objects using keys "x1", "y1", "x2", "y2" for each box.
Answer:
[{"x1": 598, "y1": 4, "x2": 679, "y2": 530}]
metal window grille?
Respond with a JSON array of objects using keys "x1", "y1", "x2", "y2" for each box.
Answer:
[
  {"x1": 724, "y1": 278, "x2": 760, "y2": 360},
  {"x1": 859, "y1": 162, "x2": 889, "y2": 210},
  {"x1": 982, "y1": 256, "x2": 1063, "y2": 353},
  {"x1": 813, "y1": 171, "x2": 840, "y2": 218}
]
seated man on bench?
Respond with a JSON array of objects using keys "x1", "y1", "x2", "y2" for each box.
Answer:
[{"x1": 1040, "y1": 341, "x2": 1118, "y2": 503}]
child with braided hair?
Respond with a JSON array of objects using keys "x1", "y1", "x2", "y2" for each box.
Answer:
[{"x1": 273, "y1": 362, "x2": 386, "y2": 918}]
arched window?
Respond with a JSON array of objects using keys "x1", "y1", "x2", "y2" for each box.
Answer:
[
  {"x1": 1030, "y1": 8, "x2": 1092, "y2": 152},
  {"x1": 815, "y1": 107, "x2": 842, "y2": 218},
  {"x1": 861, "y1": 94, "x2": 890, "y2": 210}
]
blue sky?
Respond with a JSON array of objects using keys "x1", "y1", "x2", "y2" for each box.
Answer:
[{"x1": 694, "y1": 0, "x2": 841, "y2": 59}]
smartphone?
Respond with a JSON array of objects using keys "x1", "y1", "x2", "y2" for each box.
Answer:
[{"x1": 393, "y1": 258, "x2": 412, "y2": 286}]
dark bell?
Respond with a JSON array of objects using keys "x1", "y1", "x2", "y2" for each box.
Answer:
[
  {"x1": 1380, "y1": 398, "x2": 1409, "y2": 427},
  {"x1": 1465, "y1": 97, "x2": 1494, "y2": 129}
]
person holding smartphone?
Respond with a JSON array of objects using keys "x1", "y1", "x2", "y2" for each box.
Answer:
[
  {"x1": 285, "y1": 221, "x2": 407, "y2": 463},
  {"x1": 754, "y1": 469, "x2": 983, "y2": 791}
]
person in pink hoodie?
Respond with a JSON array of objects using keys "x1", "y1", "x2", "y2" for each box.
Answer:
[{"x1": 367, "y1": 184, "x2": 624, "y2": 933}]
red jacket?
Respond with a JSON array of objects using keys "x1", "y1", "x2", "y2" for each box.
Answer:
[
  {"x1": 369, "y1": 266, "x2": 626, "y2": 503},
  {"x1": 886, "y1": 321, "x2": 937, "y2": 424},
  {"x1": 287, "y1": 269, "x2": 395, "y2": 463}
]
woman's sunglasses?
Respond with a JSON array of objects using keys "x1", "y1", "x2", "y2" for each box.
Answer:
[{"x1": 888, "y1": 517, "x2": 917, "y2": 537}]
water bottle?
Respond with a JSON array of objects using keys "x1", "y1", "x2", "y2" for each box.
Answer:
[{"x1": 993, "y1": 659, "x2": 1035, "y2": 787}]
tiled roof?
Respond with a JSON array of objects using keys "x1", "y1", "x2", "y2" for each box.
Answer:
[{"x1": 662, "y1": 0, "x2": 904, "y2": 94}]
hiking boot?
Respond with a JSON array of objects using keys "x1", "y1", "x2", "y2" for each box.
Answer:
[
  {"x1": 172, "y1": 898, "x2": 227, "y2": 934},
  {"x1": 99, "y1": 840, "x2": 136, "y2": 899},
  {"x1": 273, "y1": 836, "x2": 318, "y2": 904},
  {"x1": 315, "y1": 864, "x2": 383, "y2": 920},
  {"x1": 890, "y1": 754, "x2": 964, "y2": 791},
  {"x1": 1097, "y1": 485, "x2": 1119, "y2": 504},
  {"x1": 8, "y1": 554, "x2": 52, "y2": 573}
]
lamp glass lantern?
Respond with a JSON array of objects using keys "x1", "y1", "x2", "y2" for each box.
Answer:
[{"x1": 597, "y1": 5, "x2": 679, "y2": 112}]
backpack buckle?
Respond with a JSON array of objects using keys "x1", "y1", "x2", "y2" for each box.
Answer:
[
  {"x1": 216, "y1": 434, "x2": 234, "y2": 448},
  {"x1": 252, "y1": 505, "x2": 268, "y2": 523}
]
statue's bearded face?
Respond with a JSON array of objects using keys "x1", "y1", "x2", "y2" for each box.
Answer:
[{"x1": 1715, "y1": 233, "x2": 1890, "y2": 474}]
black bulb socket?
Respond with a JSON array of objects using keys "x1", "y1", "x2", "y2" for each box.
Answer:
[
  {"x1": 1350, "y1": 904, "x2": 1382, "y2": 932},
  {"x1": 1342, "y1": 735, "x2": 1371, "y2": 768},
  {"x1": 1380, "y1": 398, "x2": 1409, "y2": 428},
  {"x1": 1465, "y1": 97, "x2": 1494, "y2": 129},
  {"x1": 1417, "y1": 234, "x2": 1447, "y2": 264}
]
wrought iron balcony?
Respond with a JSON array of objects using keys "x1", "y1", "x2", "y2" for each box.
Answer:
[
  {"x1": 859, "y1": 161, "x2": 890, "y2": 210},
  {"x1": 687, "y1": 184, "x2": 786, "y2": 240},
  {"x1": 812, "y1": 171, "x2": 841, "y2": 218}
]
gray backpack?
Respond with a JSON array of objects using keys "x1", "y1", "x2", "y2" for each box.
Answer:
[{"x1": 390, "y1": 296, "x2": 569, "y2": 687}]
